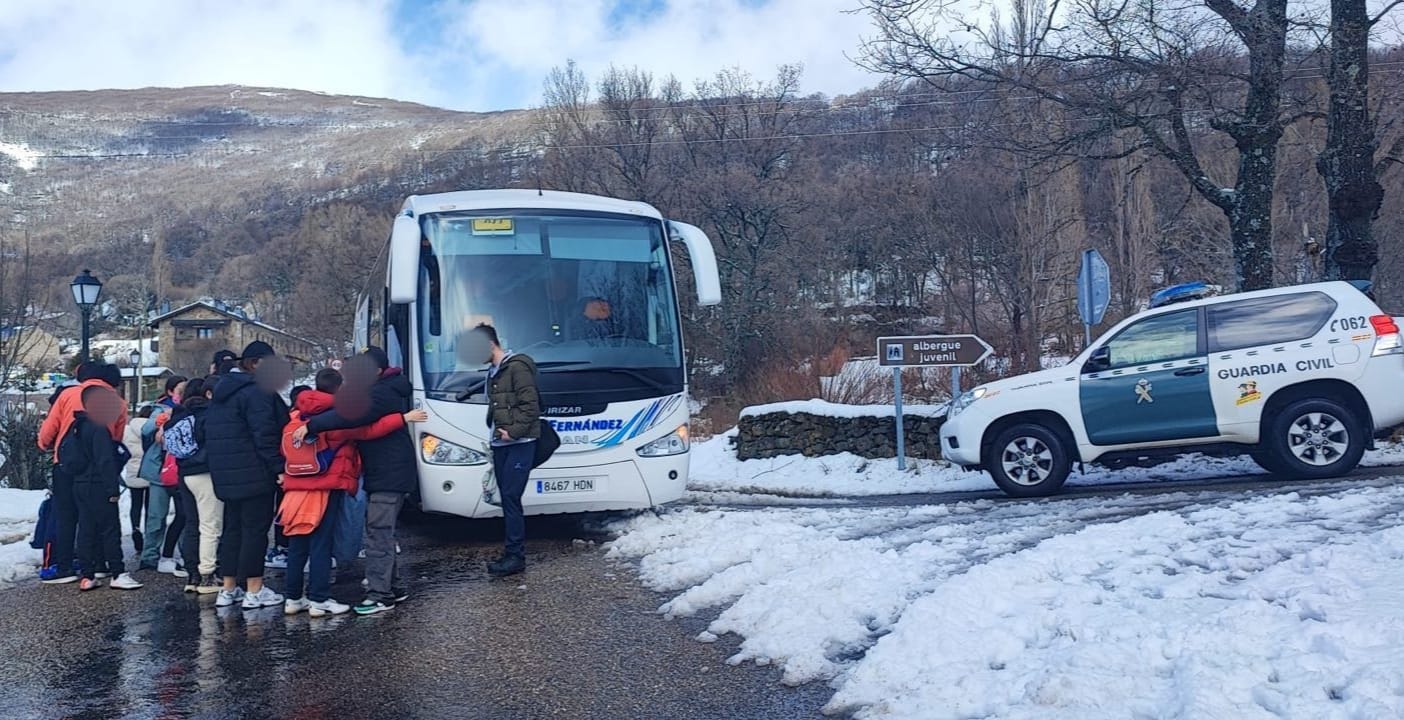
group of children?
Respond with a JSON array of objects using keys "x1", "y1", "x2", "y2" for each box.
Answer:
[{"x1": 37, "y1": 342, "x2": 426, "y2": 617}]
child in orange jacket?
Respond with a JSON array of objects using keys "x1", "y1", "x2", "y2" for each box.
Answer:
[{"x1": 279, "y1": 368, "x2": 425, "y2": 616}]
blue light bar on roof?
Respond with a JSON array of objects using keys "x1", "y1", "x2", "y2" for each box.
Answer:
[{"x1": 1149, "y1": 281, "x2": 1216, "y2": 309}]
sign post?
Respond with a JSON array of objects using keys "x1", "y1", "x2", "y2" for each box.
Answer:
[
  {"x1": 892, "y1": 367, "x2": 905, "y2": 470},
  {"x1": 877, "y1": 334, "x2": 994, "y2": 471},
  {"x1": 1076, "y1": 249, "x2": 1111, "y2": 347}
]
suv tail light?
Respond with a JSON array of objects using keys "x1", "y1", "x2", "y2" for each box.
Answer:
[{"x1": 1370, "y1": 314, "x2": 1403, "y2": 356}]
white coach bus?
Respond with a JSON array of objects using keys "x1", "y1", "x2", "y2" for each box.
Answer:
[{"x1": 354, "y1": 189, "x2": 722, "y2": 518}]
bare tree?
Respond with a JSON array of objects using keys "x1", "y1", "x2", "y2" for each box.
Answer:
[
  {"x1": 1316, "y1": 0, "x2": 1404, "y2": 280},
  {"x1": 859, "y1": 0, "x2": 1299, "y2": 290}
]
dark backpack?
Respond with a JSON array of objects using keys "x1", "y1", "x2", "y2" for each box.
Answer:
[
  {"x1": 532, "y1": 419, "x2": 560, "y2": 469},
  {"x1": 56, "y1": 422, "x2": 91, "y2": 476}
]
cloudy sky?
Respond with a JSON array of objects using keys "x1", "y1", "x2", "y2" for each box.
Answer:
[{"x1": 0, "y1": 0, "x2": 882, "y2": 111}]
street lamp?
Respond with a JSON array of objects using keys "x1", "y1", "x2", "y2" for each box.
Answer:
[
  {"x1": 129, "y1": 348, "x2": 142, "y2": 409},
  {"x1": 70, "y1": 269, "x2": 103, "y2": 363}
]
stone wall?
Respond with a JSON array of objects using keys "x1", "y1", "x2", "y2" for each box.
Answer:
[{"x1": 736, "y1": 409, "x2": 946, "y2": 461}]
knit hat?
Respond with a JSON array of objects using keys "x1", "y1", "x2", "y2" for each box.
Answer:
[
  {"x1": 212, "y1": 349, "x2": 238, "y2": 366},
  {"x1": 240, "y1": 341, "x2": 276, "y2": 361}
]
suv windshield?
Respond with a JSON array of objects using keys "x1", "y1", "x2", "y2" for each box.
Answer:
[{"x1": 417, "y1": 211, "x2": 684, "y2": 404}]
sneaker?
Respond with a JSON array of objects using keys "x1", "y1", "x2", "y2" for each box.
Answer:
[
  {"x1": 183, "y1": 574, "x2": 201, "y2": 593},
  {"x1": 487, "y1": 554, "x2": 526, "y2": 577},
  {"x1": 79, "y1": 578, "x2": 102, "y2": 591},
  {"x1": 357, "y1": 549, "x2": 366, "y2": 559},
  {"x1": 172, "y1": 564, "x2": 189, "y2": 579},
  {"x1": 353, "y1": 599, "x2": 394, "y2": 616},
  {"x1": 242, "y1": 587, "x2": 285, "y2": 610},
  {"x1": 110, "y1": 573, "x2": 143, "y2": 590},
  {"x1": 309, "y1": 599, "x2": 350, "y2": 617},
  {"x1": 391, "y1": 588, "x2": 410, "y2": 604},
  {"x1": 197, "y1": 576, "x2": 223, "y2": 595},
  {"x1": 264, "y1": 549, "x2": 288, "y2": 570},
  {"x1": 40, "y1": 566, "x2": 78, "y2": 585},
  {"x1": 157, "y1": 558, "x2": 178, "y2": 575},
  {"x1": 215, "y1": 588, "x2": 247, "y2": 607},
  {"x1": 284, "y1": 597, "x2": 311, "y2": 616}
]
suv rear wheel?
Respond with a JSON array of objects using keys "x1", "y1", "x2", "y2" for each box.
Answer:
[
  {"x1": 1263, "y1": 398, "x2": 1366, "y2": 479},
  {"x1": 988, "y1": 423, "x2": 1071, "y2": 497}
]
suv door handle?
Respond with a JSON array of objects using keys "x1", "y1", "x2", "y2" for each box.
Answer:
[{"x1": 1173, "y1": 367, "x2": 1205, "y2": 377}]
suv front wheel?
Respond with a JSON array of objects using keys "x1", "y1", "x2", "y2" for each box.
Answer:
[
  {"x1": 1262, "y1": 398, "x2": 1366, "y2": 479},
  {"x1": 988, "y1": 423, "x2": 1072, "y2": 497}
]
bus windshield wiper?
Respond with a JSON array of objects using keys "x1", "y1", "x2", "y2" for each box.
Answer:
[
  {"x1": 451, "y1": 362, "x2": 586, "y2": 401},
  {"x1": 543, "y1": 365, "x2": 675, "y2": 394}
]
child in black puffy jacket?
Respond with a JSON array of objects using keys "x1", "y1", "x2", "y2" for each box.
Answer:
[{"x1": 67, "y1": 386, "x2": 143, "y2": 592}]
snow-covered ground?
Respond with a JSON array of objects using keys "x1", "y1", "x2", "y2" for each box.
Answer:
[
  {"x1": 610, "y1": 480, "x2": 1404, "y2": 718},
  {"x1": 0, "y1": 486, "x2": 141, "y2": 585},
  {"x1": 0, "y1": 488, "x2": 45, "y2": 583},
  {"x1": 687, "y1": 429, "x2": 1404, "y2": 498}
]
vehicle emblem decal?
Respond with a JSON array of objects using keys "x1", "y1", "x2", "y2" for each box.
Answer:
[
  {"x1": 1134, "y1": 379, "x2": 1154, "y2": 404},
  {"x1": 1236, "y1": 380, "x2": 1262, "y2": 406}
]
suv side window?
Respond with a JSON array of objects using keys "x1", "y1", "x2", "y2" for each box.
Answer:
[
  {"x1": 1206, "y1": 292, "x2": 1336, "y2": 353},
  {"x1": 1103, "y1": 309, "x2": 1200, "y2": 369}
]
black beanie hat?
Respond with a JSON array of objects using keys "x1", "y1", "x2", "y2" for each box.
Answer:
[
  {"x1": 98, "y1": 363, "x2": 122, "y2": 390},
  {"x1": 212, "y1": 349, "x2": 238, "y2": 366},
  {"x1": 240, "y1": 341, "x2": 276, "y2": 362}
]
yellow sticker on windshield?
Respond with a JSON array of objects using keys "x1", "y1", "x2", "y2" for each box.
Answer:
[{"x1": 471, "y1": 218, "x2": 514, "y2": 235}]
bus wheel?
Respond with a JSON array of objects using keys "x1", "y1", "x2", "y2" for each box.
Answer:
[{"x1": 988, "y1": 424, "x2": 1071, "y2": 497}]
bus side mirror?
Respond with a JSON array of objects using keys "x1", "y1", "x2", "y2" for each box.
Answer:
[
  {"x1": 667, "y1": 221, "x2": 722, "y2": 307},
  {"x1": 388, "y1": 214, "x2": 419, "y2": 304}
]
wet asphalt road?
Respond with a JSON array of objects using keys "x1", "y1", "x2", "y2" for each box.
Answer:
[{"x1": 0, "y1": 513, "x2": 831, "y2": 720}]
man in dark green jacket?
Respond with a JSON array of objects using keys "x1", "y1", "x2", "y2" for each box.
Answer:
[{"x1": 467, "y1": 324, "x2": 540, "y2": 577}]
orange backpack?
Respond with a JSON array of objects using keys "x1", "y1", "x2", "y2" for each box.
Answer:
[{"x1": 282, "y1": 417, "x2": 334, "y2": 477}]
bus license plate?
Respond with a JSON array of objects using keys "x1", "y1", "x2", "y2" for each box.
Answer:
[{"x1": 536, "y1": 477, "x2": 597, "y2": 494}]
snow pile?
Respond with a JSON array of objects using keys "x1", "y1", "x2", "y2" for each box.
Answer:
[
  {"x1": 0, "y1": 488, "x2": 45, "y2": 584},
  {"x1": 0, "y1": 140, "x2": 41, "y2": 171},
  {"x1": 690, "y1": 428, "x2": 1404, "y2": 498},
  {"x1": 611, "y1": 484, "x2": 1404, "y2": 718},
  {"x1": 740, "y1": 399, "x2": 946, "y2": 419}
]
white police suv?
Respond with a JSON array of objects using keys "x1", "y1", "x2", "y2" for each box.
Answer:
[{"x1": 942, "y1": 281, "x2": 1404, "y2": 496}]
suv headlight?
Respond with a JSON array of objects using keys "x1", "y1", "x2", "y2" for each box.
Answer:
[
  {"x1": 637, "y1": 425, "x2": 689, "y2": 457},
  {"x1": 421, "y1": 434, "x2": 488, "y2": 465},
  {"x1": 948, "y1": 387, "x2": 988, "y2": 418}
]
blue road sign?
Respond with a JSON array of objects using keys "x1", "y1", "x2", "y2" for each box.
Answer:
[{"x1": 1077, "y1": 249, "x2": 1111, "y2": 327}]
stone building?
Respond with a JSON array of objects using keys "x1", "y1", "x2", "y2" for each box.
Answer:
[{"x1": 149, "y1": 301, "x2": 314, "y2": 376}]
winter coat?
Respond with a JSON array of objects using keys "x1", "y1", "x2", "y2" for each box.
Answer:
[
  {"x1": 70, "y1": 412, "x2": 122, "y2": 496},
  {"x1": 486, "y1": 354, "x2": 541, "y2": 441},
  {"x1": 204, "y1": 371, "x2": 290, "y2": 501},
  {"x1": 122, "y1": 418, "x2": 148, "y2": 488},
  {"x1": 306, "y1": 369, "x2": 416, "y2": 494},
  {"x1": 283, "y1": 390, "x2": 406, "y2": 493},
  {"x1": 138, "y1": 411, "x2": 171, "y2": 484},
  {"x1": 37, "y1": 379, "x2": 127, "y2": 460},
  {"x1": 164, "y1": 396, "x2": 212, "y2": 478}
]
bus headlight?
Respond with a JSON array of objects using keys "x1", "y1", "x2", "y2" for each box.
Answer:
[
  {"x1": 421, "y1": 434, "x2": 488, "y2": 466},
  {"x1": 637, "y1": 425, "x2": 689, "y2": 457}
]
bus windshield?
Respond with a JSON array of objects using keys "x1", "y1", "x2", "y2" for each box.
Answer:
[{"x1": 417, "y1": 211, "x2": 684, "y2": 403}]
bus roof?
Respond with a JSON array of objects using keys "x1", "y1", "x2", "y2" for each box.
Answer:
[{"x1": 402, "y1": 189, "x2": 663, "y2": 220}]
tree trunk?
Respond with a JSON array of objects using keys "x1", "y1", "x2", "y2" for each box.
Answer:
[
  {"x1": 1218, "y1": 0, "x2": 1288, "y2": 291},
  {"x1": 1317, "y1": 0, "x2": 1383, "y2": 281},
  {"x1": 1229, "y1": 141, "x2": 1280, "y2": 291}
]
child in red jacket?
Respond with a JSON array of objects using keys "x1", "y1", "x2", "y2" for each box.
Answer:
[{"x1": 280, "y1": 368, "x2": 426, "y2": 616}]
